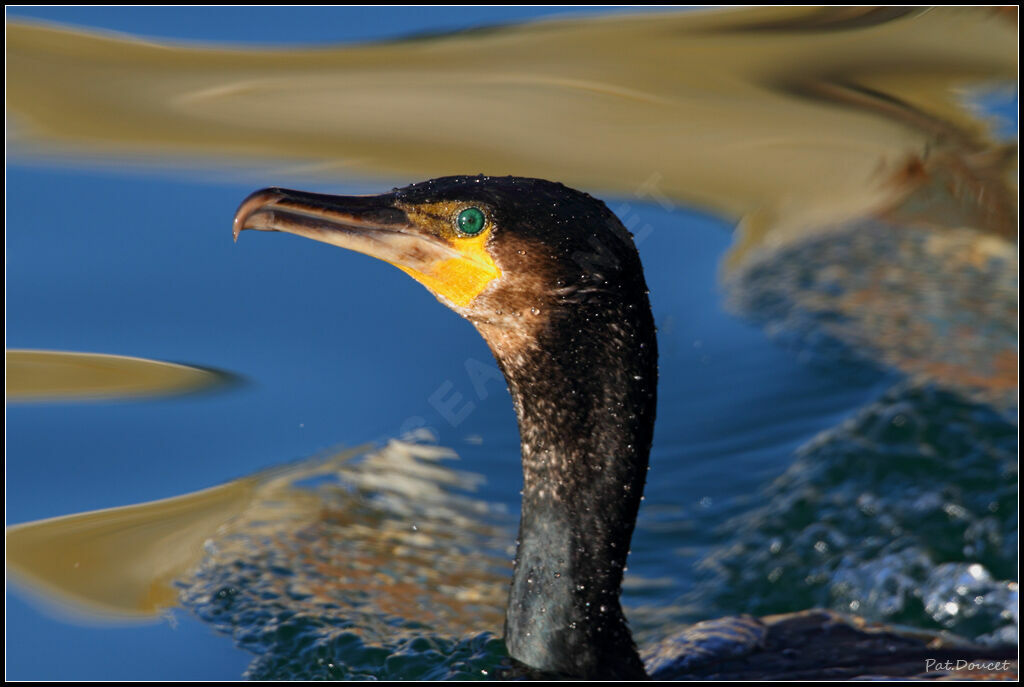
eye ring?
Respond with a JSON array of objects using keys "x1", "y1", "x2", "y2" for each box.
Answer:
[{"x1": 455, "y1": 207, "x2": 487, "y2": 236}]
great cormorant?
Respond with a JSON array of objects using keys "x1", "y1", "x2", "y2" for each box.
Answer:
[{"x1": 234, "y1": 176, "x2": 1015, "y2": 680}]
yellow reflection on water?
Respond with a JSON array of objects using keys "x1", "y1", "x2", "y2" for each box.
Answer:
[
  {"x1": 6, "y1": 476, "x2": 260, "y2": 619},
  {"x1": 6, "y1": 438, "x2": 509, "y2": 636},
  {"x1": 5, "y1": 350, "x2": 233, "y2": 402},
  {"x1": 6, "y1": 7, "x2": 1015, "y2": 241}
]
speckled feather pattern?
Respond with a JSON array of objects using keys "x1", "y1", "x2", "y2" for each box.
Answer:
[{"x1": 394, "y1": 177, "x2": 660, "y2": 678}]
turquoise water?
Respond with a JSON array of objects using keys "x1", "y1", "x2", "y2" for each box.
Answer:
[{"x1": 5, "y1": 7, "x2": 1017, "y2": 680}]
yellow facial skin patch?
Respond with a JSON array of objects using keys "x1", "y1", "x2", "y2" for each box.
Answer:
[{"x1": 393, "y1": 201, "x2": 502, "y2": 308}]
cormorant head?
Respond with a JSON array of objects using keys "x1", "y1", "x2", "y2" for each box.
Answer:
[
  {"x1": 235, "y1": 178, "x2": 657, "y2": 679},
  {"x1": 235, "y1": 175, "x2": 647, "y2": 346}
]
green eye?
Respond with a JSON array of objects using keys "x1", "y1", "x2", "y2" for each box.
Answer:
[{"x1": 456, "y1": 207, "x2": 486, "y2": 236}]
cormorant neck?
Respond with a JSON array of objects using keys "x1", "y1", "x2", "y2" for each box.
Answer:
[{"x1": 476, "y1": 289, "x2": 657, "y2": 679}]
